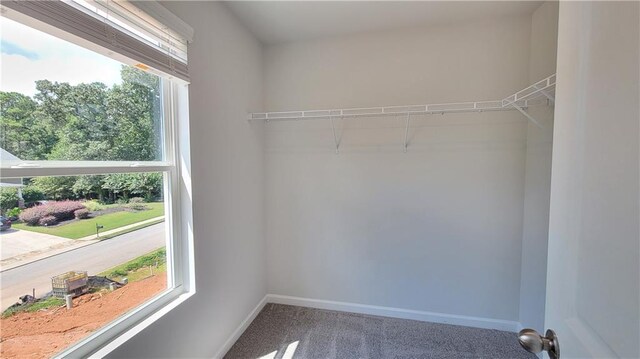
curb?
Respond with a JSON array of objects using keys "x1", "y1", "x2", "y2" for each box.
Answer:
[{"x1": 0, "y1": 240, "x2": 98, "y2": 272}]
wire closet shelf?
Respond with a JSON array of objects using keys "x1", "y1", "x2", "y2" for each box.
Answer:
[
  {"x1": 249, "y1": 74, "x2": 555, "y2": 123},
  {"x1": 248, "y1": 73, "x2": 556, "y2": 153}
]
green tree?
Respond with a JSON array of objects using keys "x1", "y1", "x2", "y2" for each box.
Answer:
[
  {"x1": 72, "y1": 175, "x2": 105, "y2": 200},
  {"x1": 1, "y1": 66, "x2": 164, "y2": 202},
  {"x1": 0, "y1": 188, "x2": 18, "y2": 211},
  {"x1": 31, "y1": 176, "x2": 76, "y2": 200},
  {"x1": 33, "y1": 80, "x2": 73, "y2": 129},
  {"x1": 47, "y1": 82, "x2": 113, "y2": 161},
  {"x1": 21, "y1": 185, "x2": 45, "y2": 203},
  {"x1": 102, "y1": 174, "x2": 133, "y2": 202},
  {"x1": 108, "y1": 66, "x2": 161, "y2": 161},
  {"x1": 129, "y1": 172, "x2": 162, "y2": 201},
  {"x1": 0, "y1": 92, "x2": 55, "y2": 159}
]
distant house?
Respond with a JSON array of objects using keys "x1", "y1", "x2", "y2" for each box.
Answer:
[{"x1": 0, "y1": 148, "x2": 25, "y2": 208}]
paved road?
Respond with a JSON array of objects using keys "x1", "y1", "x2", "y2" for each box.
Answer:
[{"x1": 1, "y1": 223, "x2": 166, "y2": 311}]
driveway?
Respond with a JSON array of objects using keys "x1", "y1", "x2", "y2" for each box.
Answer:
[{"x1": 0, "y1": 229, "x2": 74, "y2": 261}]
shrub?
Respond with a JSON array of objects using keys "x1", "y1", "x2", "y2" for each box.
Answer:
[
  {"x1": 21, "y1": 186, "x2": 44, "y2": 203},
  {"x1": 38, "y1": 215, "x2": 58, "y2": 226},
  {"x1": 6, "y1": 207, "x2": 21, "y2": 220},
  {"x1": 0, "y1": 188, "x2": 19, "y2": 211},
  {"x1": 24, "y1": 201, "x2": 44, "y2": 208},
  {"x1": 127, "y1": 197, "x2": 147, "y2": 210},
  {"x1": 47, "y1": 201, "x2": 85, "y2": 221},
  {"x1": 74, "y1": 208, "x2": 90, "y2": 219},
  {"x1": 20, "y1": 205, "x2": 50, "y2": 226},
  {"x1": 19, "y1": 201, "x2": 86, "y2": 226},
  {"x1": 127, "y1": 203, "x2": 147, "y2": 210},
  {"x1": 84, "y1": 200, "x2": 104, "y2": 212}
]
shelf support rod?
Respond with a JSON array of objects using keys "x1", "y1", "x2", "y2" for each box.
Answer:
[
  {"x1": 330, "y1": 115, "x2": 340, "y2": 154},
  {"x1": 533, "y1": 85, "x2": 555, "y2": 105},
  {"x1": 510, "y1": 102, "x2": 543, "y2": 128},
  {"x1": 403, "y1": 113, "x2": 410, "y2": 153},
  {"x1": 540, "y1": 89, "x2": 555, "y2": 105}
]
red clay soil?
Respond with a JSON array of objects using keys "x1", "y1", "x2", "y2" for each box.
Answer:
[{"x1": 0, "y1": 275, "x2": 166, "y2": 359}]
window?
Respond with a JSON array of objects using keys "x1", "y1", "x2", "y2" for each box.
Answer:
[{"x1": 0, "y1": 2, "x2": 193, "y2": 358}]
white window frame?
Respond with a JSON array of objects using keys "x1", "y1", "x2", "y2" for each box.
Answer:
[{"x1": 0, "y1": 13, "x2": 195, "y2": 359}]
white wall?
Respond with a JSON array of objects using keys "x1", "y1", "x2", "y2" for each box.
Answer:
[
  {"x1": 264, "y1": 15, "x2": 534, "y2": 322},
  {"x1": 518, "y1": 1, "x2": 557, "y2": 332},
  {"x1": 108, "y1": 2, "x2": 266, "y2": 358}
]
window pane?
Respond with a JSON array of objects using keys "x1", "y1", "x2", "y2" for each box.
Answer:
[
  {"x1": 0, "y1": 172, "x2": 169, "y2": 358},
  {"x1": 0, "y1": 17, "x2": 164, "y2": 162}
]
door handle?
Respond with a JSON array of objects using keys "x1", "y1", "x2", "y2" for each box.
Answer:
[{"x1": 518, "y1": 328, "x2": 560, "y2": 359}]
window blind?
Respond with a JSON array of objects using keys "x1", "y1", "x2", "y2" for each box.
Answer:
[{"x1": 1, "y1": 0, "x2": 192, "y2": 82}]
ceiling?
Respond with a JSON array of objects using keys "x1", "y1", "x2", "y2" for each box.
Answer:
[{"x1": 225, "y1": 1, "x2": 543, "y2": 45}]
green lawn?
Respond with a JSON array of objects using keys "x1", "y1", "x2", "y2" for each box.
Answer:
[
  {"x1": 99, "y1": 247, "x2": 167, "y2": 282},
  {"x1": 14, "y1": 202, "x2": 164, "y2": 239},
  {"x1": 103, "y1": 262, "x2": 167, "y2": 283},
  {"x1": 2, "y1": 296, "x2": 65, "y2": 318}
]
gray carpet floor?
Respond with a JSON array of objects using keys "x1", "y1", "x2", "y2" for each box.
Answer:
[{"x1": 224, "y1": 304, "x2": 535, "y2": 359}]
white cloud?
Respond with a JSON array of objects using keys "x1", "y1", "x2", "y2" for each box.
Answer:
[{"x1": 0, "y1": 17, "x2": 122, "y2": 96}]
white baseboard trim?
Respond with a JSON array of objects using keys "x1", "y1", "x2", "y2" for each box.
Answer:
[
  {"x1": 213, "y1": 295, "x2": 268, "y2": 359},
  {"x1": 266, "y1": 294, "x2": 521, "y2": 333}
]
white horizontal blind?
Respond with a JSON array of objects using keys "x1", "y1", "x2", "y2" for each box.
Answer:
[
  {"x1": 71, "y1": 0, "x2": 190, "y2": 64},
  {"x1": 1, "y1": 0, "x2": 191, "y2": 82}
]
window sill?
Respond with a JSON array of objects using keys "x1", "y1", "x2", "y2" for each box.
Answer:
[{"x1": 53, "y1": 286, "x2": 196, "y2": 359}]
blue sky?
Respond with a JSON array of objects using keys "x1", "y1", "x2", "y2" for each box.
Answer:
[
  {"x1": 1, "y1": 17, "x2": 123, "y2": 96},
  {"x1": 1, "y1": 40, "x2": 39, "y2": 60}
]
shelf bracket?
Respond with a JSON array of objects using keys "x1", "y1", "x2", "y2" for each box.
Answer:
[
  {"x1": 510, "y1": 102, "x2": 543, "y2": 128},
  {"x1": 403, "y1": 113, "x2": 410, "y2": 153},
  {"x1": 539, "y1": 89, "x2": 555, "y2": 105},
  {"x1": 330, "y1": 115, "x2": 340, "y2": 154},
  {"x1": 533, "y1": 85, "x2": 555, "y2": 105}
]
